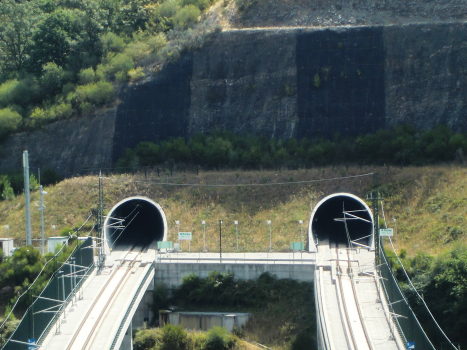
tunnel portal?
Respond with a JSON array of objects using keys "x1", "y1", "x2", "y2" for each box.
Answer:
[
  {"x1": 104, "y1": 197, "x2": 167, "y2": 253},
  {"x1": 308, "y1": 193, "x2": 373, "y2": 252}
]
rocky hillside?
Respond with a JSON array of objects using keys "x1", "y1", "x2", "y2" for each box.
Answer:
[{"x1": 225, "y1": 0, "x2": 467, "y2": 28}]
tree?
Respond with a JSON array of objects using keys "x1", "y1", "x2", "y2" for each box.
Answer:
[
  {"x1": 173, "y1": 5, "x2": 200, "y2": 29},
  {"x1": 30, "y1": 8, "x2": 103, "y2": 73},
  {"x1": 0, "y1": 0, "x2": 42, "y2": 72},
  {"x1": 0, "y1": 108, "x2": 22, "y2": 138},
  {"x1": 1, "y1": 180, "x2": 14, "y2": 201}
]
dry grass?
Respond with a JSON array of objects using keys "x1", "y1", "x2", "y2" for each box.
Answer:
[{"x1": 0, "y1": 165, "x2": 465, "y2": 256}]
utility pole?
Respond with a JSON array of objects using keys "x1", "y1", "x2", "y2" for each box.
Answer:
[
  {"x1": 370, "y1": 173, "x2": 381, "y2": 264},
  {"x1": 96, "y1": 171, "x2": 104, "y2": 272},
  {"x1": 219, "y1": 220, "x2": 222, "y2": 263},
  {"x1": 39, "y1": 186, "x2": 47, "y2": 255},
  {"x1": 23, "y1": 151, "x2": 32, "y2": 246},
  {"x1": 299, "y1": 220, "x2": 303, "y2": 250},
  {"x1": 202, "y1": 221, "x2": 206, "y2": 252},
  {"x1": 393, "y1": 218, "x2": 398, "y2": 251},
  {"x1": 60, "y1": 271, "x2": 66, "y2": 321},
  {"x1": 234, "y1": 221, "x2": 239, "y2": 252},
  {"x1": 267, "y1": 220, "x2": 272, "y2": 252}
]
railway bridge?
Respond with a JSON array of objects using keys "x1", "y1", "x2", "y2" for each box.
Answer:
[{"x1": 2, "y1": 194, "x2": 437, "y2": 350}]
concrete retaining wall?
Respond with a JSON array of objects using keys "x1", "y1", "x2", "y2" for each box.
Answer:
[
  {"x1": 153, "y1": 263, "x2": 314, "y2": 288},
  {"x1": 164, "y1": 312, "x2": 251, "y2": 332}
]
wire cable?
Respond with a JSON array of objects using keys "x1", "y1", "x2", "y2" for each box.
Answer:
[
  {"x1": 0, "y1": 214, "x2": 93, "y2": 335},
  {"x1": 113, "y1": 172, "x2": 375, "y2": 188},
  {"x1": 385, "y1": 237, "x2": 457, "y2": 350}
]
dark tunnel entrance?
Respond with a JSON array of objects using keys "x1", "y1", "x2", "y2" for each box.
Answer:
[
  {"x1": 104, "y1": 197, "x2": 167, "y2": 253},
  {"x1": 308, "y1": 193, "x2": 373, "y2": 251}
]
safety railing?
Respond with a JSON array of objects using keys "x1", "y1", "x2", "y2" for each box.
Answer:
[
  {"x1": 110, "y1": 261, "x2": 155, "y2": 350},
  {"x1": 37, "y1": 262, "x2": 95, "y2": 346},
  {"x1": 379, "y1": 240, "x2": 435, "y2": 350},
  {"x1": 2, "y1": 237, "x2": 94, "y2": 349}
]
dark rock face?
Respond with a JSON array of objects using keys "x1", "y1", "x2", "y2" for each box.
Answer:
[
  {"x1": 1, "y1": 23, "x2": 467, "y2": 175},
  {"x1": 112, "y1": 54, "x2": 194, "y2": 164},
  {"x1": 0, "y1": 109, "x2": 116, "y2": 177},
  {"x1": 296, "y1": 27, "x2": 385, "y2": 139},
  {"x1": 385, "y1": 23, "x2": 467, "y2": 131},
  {"x1": 188, "y1": 30, "x2": 298, "y2": 139}
]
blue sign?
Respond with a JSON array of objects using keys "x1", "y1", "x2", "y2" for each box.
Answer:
[
  {"x1": 406, "y1": 342, "x2": 415, "y2": 349},
  {"x1": 28, "y1": 339, "x2": 36, "y2": 350}
]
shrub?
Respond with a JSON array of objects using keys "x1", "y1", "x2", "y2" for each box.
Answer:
[
  {"x1": 101, "y1": 32, "x2": 126, "y2": 54},
  {"x1": 1, "y1": 181, "x2": 14, "y2": 201},
  {"x1": 147, "y1": 34, "x2": 167, "y2": 53},
  {"x1": 41, "y1": 168, "x2": 63, "y2": 186},
  {"x1": 59, "y1": 226, "x2": 73, "y2": 237},
  {"x1": 40, "y1": 62, "x2": 67, "y2": 97},
  {"x1": 291, "y1": 331, "x2": 316, "y2": 350},
  {"x1": 102, "y1": 53, "x2": 134, "y2": 79},
  {"x1": 173, "y1": 5, "x2": 200, "y2": 29},
  {"x1": 128, "y1": 67, "x2": 146, "y2": 82},
  {"x1": 313, "y1": 73, "x2": 321, "y2": 88},
  {"x1": 29, "y1": 174, "x2": 39, "y2": 191},
  {"x1": 135, "y1": 141, "x2": 162, "y2": 165},
  {"x1": 86, "y1": 82, "x2": 115, "y2": 105},
  {"x1": 134, "y1": 327, "x2": 161, "y2": 350},
  {"x1": 125, "y1": 41, "x2": 150, "y2": 61},
  {"x1": 151, "y1": 283, "x2": 169, "y2": 315},
  {"x1": 160, "y1": 324, "x2": 187, "y2": 350},
  {"x1": 0, "y1": 80, "x2": 19, "y2": 107},
  {"x1": 180, "y1": 0, "x2": 211, "y2": 11},
  {"x1": 0, "y1": 108, "x2": 21, "y2": 136},
  {"x1": 29, "y1": 102, "x2": 73, "y2": 126},
  {"x1": 73, "y1": 82, "x2": 114, "y2": 106},
  {"x1": 158, "y1": 0, "x2": 179, "y2": 19},
  {"x1": 78, "y1": 67, "x2": 96, "y2": 85},
  {"x1": 205, "y1": 327, "x2": 237, "y2": 350}
]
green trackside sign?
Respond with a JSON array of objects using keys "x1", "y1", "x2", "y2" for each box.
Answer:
[
  {"x1": 380, "y1": 228, "x2": 394, "y2": 237},
  {"x1": 179, "y1": 232, "x2": 192, "y2": 240},
  {"x1": 157, "y1": 241, "x2": 173, "y2": 249},
  {"x1": 291, "y1": 242, "x2": 304, "y2": 251}
]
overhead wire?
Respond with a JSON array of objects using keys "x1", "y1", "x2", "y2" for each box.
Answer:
[
  {"x1": 0, "y1": 214, "x2": 93, "y2": 335},
  {"x1": 106, "y1": 172, "x2": 375, "y2": 188},
  {"x1": 380, "y1": 200, "x2": 457, "y2": 350}
]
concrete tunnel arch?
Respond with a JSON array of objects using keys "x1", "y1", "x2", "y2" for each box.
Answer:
[
  {"x1": 103, "y1": 196, "x2": 167, "y2": 255},
  {"x1": 308, "y1": 193, "x2": 374, "y2": 252}
]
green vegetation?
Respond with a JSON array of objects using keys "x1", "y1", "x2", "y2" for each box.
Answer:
[
  {"x1": 0, "y1": 243, "x2": 77, "y2": 320},
  {"x1": 134, "y1": 324, "x2": 240, "y2": 350},
  {"x1": 1, "y1": 166, "x2": 467, "y2": 347},
  {"x1": 150, "y1": 272, "x2": 316, "y2": 349},
  {"x1": 117, "y1": 125, "x2": 467, "y2": 170},
  {"x1": 0, "y1": 168, "x2": 62, "y2": 200},
  {"x1": 0, "y1": 0, "x2": 220, "y2": 140},
  {"x1": 385, "y1": 245, "x2": 467, "y2": 348}
]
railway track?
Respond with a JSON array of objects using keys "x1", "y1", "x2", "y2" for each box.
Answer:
[
  {"x1": 65, "y1": 245, "x2": 143, "y2": 350},
  {"x1": 335, "y1": 242, "x2": 373, "y2": 350}
]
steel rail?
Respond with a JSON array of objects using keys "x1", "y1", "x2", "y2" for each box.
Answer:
[
  {"x1": 64, "y1": 246, "x2": 141, "y2": 350},
  {"x1": 346, "y1": 247, "x2": 374, "y2": 350},
  {"x1": 335, "y1": 244, "x2": 358, "y2": 350}
]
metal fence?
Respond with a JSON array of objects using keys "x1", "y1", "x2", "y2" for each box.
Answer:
[
  {"x1": 2, "y1": 237, "x2": 94, "y2": 349},
  {"x1": 379, "y1": 240, "x2": 436, "y2": 350}
]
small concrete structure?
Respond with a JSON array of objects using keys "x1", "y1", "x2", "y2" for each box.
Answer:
[
  {"x1": 47, "y1": 236, "x2": 68, "y2": 253},
  {"x1": 161, "y1": 312, "x2": 250, "y2": 332},
  {"x1": 153, "y1": 252, "x2": 315, "y2": 288},
  {"x1": 0, "y1": 238, "x2": 14, "y2": 257}
]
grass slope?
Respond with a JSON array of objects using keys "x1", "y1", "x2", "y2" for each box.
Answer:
[{"x1": 0, "y1": 165, "x2": 464, "y2": 256}]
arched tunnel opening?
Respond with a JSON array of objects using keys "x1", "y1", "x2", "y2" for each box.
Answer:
[
  {"x1": 309, "y1": 193, "x2": 373, "y2": 251},
  {"x1": 104, "y1": 197, "x2": 167, "y2": 252}
]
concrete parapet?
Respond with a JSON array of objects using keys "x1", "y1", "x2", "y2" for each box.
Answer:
[{"x1": 152, "y1": 262, "x2": 314, "y2": 289}]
